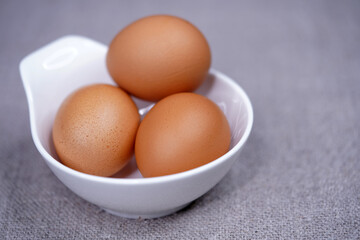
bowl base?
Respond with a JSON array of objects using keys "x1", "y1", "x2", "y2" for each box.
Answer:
[{"x1": 102, "y1": 202, "x2": 191, "y2": 219}]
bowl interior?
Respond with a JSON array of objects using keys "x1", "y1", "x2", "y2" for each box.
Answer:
[{"x1": 25, "y1": 37, "x2": 249, "y2": 179}]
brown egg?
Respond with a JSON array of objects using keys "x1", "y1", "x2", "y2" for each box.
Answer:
[
  {"x1": 106, "y1": 15, "x2": 211, "y2": 101},
  {"x1": 52, "y1": 84, "x2": 140, "y2": 177},
  {"x1": 135, "y1": 93, "x2": 231, "y2": 177}
]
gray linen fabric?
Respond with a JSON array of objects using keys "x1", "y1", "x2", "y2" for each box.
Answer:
[{"x1": 1, "y1": 0, "x2": 359, "y2": 239}]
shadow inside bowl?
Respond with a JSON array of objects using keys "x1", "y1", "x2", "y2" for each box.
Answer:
[{"x1": 111, "y1": 157, "x2": 142, "y2": 179}]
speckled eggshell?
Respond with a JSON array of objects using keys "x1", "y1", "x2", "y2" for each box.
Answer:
[
  {"x1": 52, "y1": 84, "x2": 140, "y2": 177},
  {"x1": 106, "y1": 15, "x2": 211, "y2": 101},
  {"x1": 135, "y1": 92, "x2": 231, "y2": 178}
]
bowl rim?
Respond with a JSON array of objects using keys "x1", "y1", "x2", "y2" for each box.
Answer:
[{"x1": 23, "y1": 51, "x2": 253, "y2": 185}]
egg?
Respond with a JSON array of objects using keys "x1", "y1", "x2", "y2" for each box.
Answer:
[
  {"x1": 106, "y1": 15, "x2": 211, "y2": 101},
  {"x1": 135, "y1": 92, "x2": 231, "y2": 177},
  {"x1": 52, "y1": 84, "x2": 140, "y2": 177}
]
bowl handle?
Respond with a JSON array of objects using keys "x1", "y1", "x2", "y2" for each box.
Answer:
[
  {"x1": 19, "y1": 35, "x2": 109, "y2": 162},
  {"x1": 19, "y1": 35, "x2": 108, "y2": 101}
]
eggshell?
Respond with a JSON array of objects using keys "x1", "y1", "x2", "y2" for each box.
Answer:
[
  {"x1": 106, "y1": 15, "x2": 211, "y2": 101},
  {"x1": 52, "y1": 84, "x2": 140, "y2": 177},
  {"x1": 135, "y1": 92, "x2": 231, "y2": 177}
]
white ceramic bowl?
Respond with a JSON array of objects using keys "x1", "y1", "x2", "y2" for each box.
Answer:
[{"x1": 20, "y1": 35, "x2": 253, "y2": 219}]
